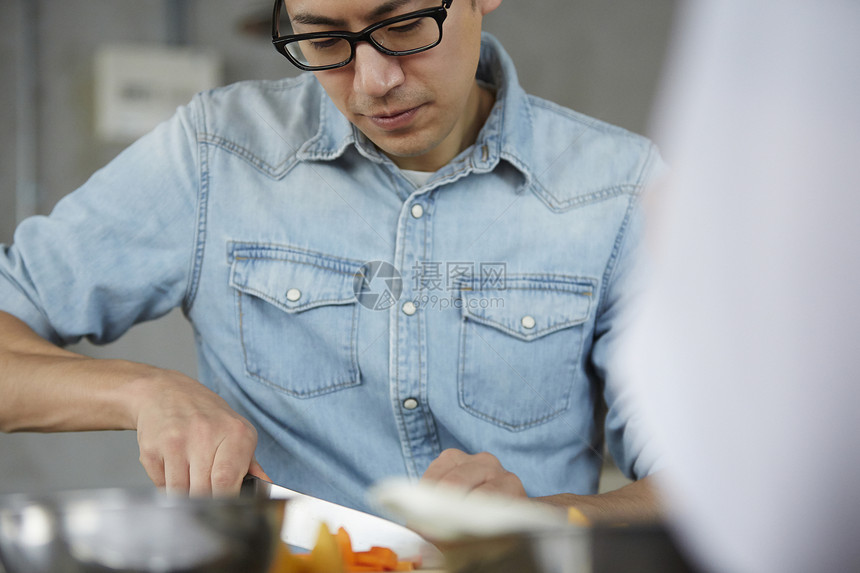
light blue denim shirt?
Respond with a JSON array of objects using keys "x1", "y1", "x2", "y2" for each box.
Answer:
[{"x1": 0, "y1": 34, "x2": 664, "y2": 512}]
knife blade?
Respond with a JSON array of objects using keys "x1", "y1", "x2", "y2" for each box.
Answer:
[{"x1": 240, "y1": 475, "x2": 442, "y2": 566}]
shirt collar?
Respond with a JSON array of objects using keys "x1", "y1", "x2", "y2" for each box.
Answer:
[{"x1": 298, "y1": 32, "x2": 535, "y2": 184}]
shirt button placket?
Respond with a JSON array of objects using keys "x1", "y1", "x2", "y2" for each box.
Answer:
[{"x1": 391, "y1": 195, "x2": 441, "y2": 478}]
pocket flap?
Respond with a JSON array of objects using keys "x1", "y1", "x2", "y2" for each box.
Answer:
[
  {"x1": 460, "y1": 276, "x2": 596, "y2": 341},
  {"x1": 228, "y1": 243, "x2": 360, "y2": 313}
]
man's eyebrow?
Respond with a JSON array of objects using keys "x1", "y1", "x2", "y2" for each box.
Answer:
[
  {"x1": 291, "y1": 0, "x2": 416, "y2": 28},
  {"x1": 368, "y1": 0, "x2": 414, "y2": 20},
  {"x1": 290, "y1": 12, "x2": 347, "y2": 27}
]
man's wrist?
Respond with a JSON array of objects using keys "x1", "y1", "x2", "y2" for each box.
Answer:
[
  {"x1": 100, "y1": 359, "x2": 174, "y2": 431},
  {"x1": 533, "y1": 475, "x2": 663, "y2": 525}
]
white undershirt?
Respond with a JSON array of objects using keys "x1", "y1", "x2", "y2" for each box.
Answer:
[{"x1": 399, "y1": 169, "x2": 434, "y2": 188}]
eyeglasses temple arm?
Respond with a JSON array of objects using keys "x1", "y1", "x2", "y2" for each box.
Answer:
[{"x1": 272, "y1": 0, "x2": 282, "y2": 40}]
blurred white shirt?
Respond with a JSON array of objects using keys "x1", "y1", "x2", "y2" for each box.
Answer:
[{"x1": 625, "y1": 1, "x2": 860, "y2": 572}]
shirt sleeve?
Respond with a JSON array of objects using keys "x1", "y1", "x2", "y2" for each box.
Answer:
[
  {"x1": 588, "y1": 145, "x2": 667, "y2": 481},
  {"x1": 0, "y1": 100, "x2": 201, "y2": 346}
]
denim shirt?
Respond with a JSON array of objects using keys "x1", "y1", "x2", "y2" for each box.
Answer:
[{"x1": 0, "y1": 34, "x2": 664, "y2": 512}]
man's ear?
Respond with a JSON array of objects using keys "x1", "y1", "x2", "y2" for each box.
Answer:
[{"x1": 476, "y1": 0, "x2": 502, "y2": 16}]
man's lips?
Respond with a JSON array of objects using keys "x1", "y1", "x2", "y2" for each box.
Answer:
[{"x1": 363, "y1": 104, "x2": 424, "y2": 130}]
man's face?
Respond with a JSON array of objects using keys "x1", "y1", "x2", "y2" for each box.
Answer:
[{"x1": 283, "y1": 0, "x2": 499, "y2": 170}]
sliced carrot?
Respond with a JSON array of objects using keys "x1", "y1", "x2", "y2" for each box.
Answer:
[
  {"x1": 277, "y1": 524, "x2": 421, "y2": 572},
  {"x1": 353, "y1": 546, "x2": 398, "y2": 571},
  {"x1": 336, "y1": 526, "x2": 355, "y2": 565},
  {"x1": 309, "y1": 523, "x2": 345, "y2": 573}
]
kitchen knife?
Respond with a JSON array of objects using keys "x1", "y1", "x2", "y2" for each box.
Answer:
[{"x1": 240, "y1": 475, "x2": 443, "y2": 566}]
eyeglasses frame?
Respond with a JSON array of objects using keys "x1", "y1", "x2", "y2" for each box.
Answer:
[{"x1": 272, "y1": 0, "x2": 454, "y2": 71}]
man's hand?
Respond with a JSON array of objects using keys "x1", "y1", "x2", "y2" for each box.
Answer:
[
  {"x1": 422, "y1": 447, "x2": 663, "y2": 524},
  {"x1": 0, "y1": 312, "x2": 268, "y2": 497},
  {"x1": 131, "y1": 370, "x2": 270, "y2": 496},
  {"x1": 421, "y1": 448, "x2": 527, "y2": 497}
]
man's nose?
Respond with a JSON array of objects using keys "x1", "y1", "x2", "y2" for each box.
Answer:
[{"x1": 352, "y1": 42, "x2": 405, "y2": 98}]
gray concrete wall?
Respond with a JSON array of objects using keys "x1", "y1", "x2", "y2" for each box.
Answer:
[{"x1": 0, "y1": 0, "x2": 676, "y2": 494}]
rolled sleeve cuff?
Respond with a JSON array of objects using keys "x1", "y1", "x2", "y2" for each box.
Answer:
[
  {"x1": 0, "y1": 273, "x2": 62, "y2": 345},
  {"x1": 631, "y1": 438, "x2": 668, "y2": 479}
]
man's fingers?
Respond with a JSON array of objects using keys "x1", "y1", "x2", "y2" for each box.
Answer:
[
  {"x1": 471, "y1": 471, "x2": 527, "y2": 498},
  {"x1": 209, "y1": 453, "x2": 248, "y2": 497},
  {"x1": 248, "y1": 458, "x2": 271, "y2": 482},
  {"x1": 423, "y1": 449, "x2": 500, "y2": 486},
  {"x1": 210, "y1": 422, "x2": 258, "y2": 496},
  {"x1": 160, "y1": 426, "x2": 193, "y2": 493},
  {"x1": 433, "y1": 459, "x2": 499, "y2": 490},
  {"x1": 163, "y1": 456, "x2": 190, "y2": 494},
  {"x1": 189, "y1": 449, "x2": 215, "y2": 497},
  {"x1": 423, "y1": 449, "x2": 527, "y2": 497},
  {"x1": 138, "y1": 446, "x2": 166, "y2": 489},
  {"x1": 421, "y1": 448, "x2": 468, "y2": 481}
]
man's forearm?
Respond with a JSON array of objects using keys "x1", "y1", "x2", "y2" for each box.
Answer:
[
  {"x1": 0, "y1": 311, "x2": 265, "y2": 495},
  {"x1": 0, "y1": 311, "x2": 147, "y2": 433},
  {"x1": 536, "y1": 474, "x2": 664, "y2": 524}
]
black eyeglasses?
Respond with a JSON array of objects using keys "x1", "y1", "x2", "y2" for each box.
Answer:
[{"x1": 272, "y1": 0, "x2": 453, "y2": 71}]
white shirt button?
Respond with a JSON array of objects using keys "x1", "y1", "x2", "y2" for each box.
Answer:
[
  {"x1": 286, "y1": 288, "x2": 302, "y2": 302},
  {"x1": 402, "y1": 301, "x2": 417, "y2": 316},
  {"x1": 402, "y1": 398, "x2": 419, "y2": 410},
  {"x1": 521, "y1": 315, "x2": 536, "y2": 329},
  {"x1": 411, "y1": 204, "x2": 424, "y2": 219}
]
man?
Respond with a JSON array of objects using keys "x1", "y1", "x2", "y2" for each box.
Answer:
[{"x1": 0, "y1": 0, "x2": 662, "y2": 520}]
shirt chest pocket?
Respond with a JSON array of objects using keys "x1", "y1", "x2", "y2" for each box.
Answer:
[
  {"x1": 458, "y1": 276, "x2": 596, "y2": 431},
  {"x1": 228, "y1": 243, "x2": 361, "y2": 397}
]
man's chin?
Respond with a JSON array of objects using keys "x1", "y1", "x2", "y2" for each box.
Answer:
[{"x1": 366, "y1": 132, "x2": 441, "y2": 162}]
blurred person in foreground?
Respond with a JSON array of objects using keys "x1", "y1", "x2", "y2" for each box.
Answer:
[{"x1": 623, "y1": 1, "x2": 860, "y2": 572}]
